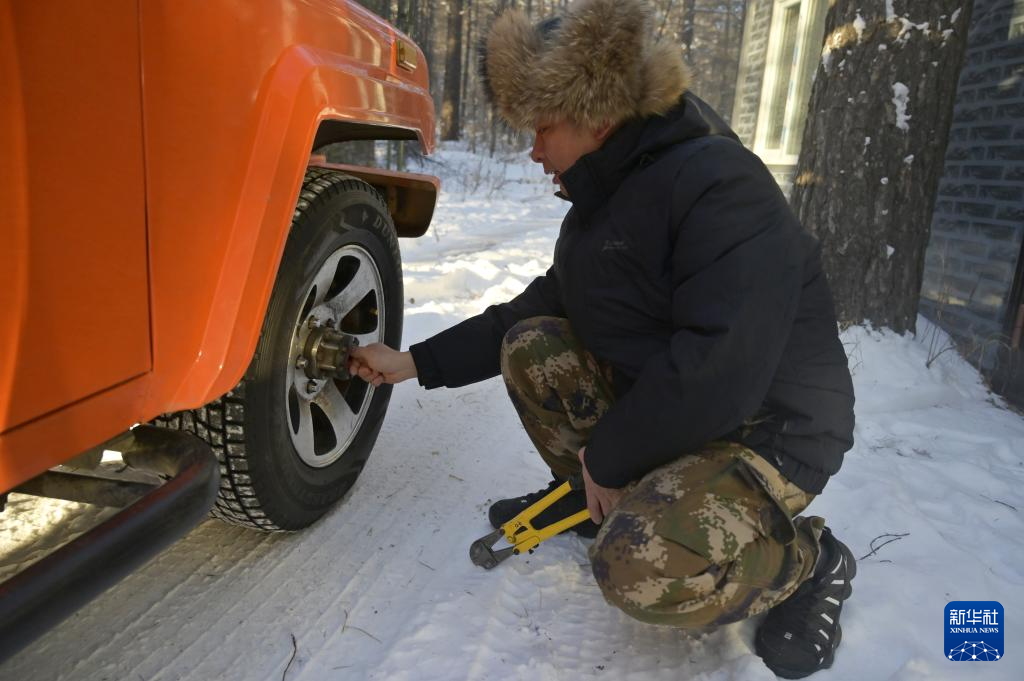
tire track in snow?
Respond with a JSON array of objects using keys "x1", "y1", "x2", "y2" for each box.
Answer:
[
  {"x1": 173, "y1": 390, "x2": 486, "y2": 681},
  {"x1": 289, "y1": 385, "x2": 520, "y2": 679},
  {"x1": 282, "y1": 378, "x2": 550, "y2": 680},
  {"x1": 10, "y1": 521, "x2": 277, "y2": 681},
  {"x1": 148, "y1": 480, "x2": 409, "y2": 681},
  {"x1": 281, "y1": 485, "x2": 458, "y2": 678},
  {"x1": 93, "y1": 523, "x2": 280, "y2": 679}
]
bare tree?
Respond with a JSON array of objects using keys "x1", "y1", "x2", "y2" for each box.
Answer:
[
  {"x1": 441, "y1": 0, "x2": 466, "y2": 140},
  {"x1": 347, "y1": 0, "x2": 748, "y2": 147},
  {"x1": 791, "y1": 0, "x2": 974, "y2": 334},
  {"x1": 681, "y1": 0, "x2": 697, "y2": 60},
  {"x1": 658, "y1": 1, "x2": 748, "y2": 122}
]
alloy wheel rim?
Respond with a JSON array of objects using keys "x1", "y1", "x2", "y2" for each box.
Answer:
[{"x1": 285, "y1": 243, "x2": 385, "y2": 468}]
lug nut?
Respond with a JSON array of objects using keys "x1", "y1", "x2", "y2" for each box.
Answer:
[
  {"x1": 325, "y1": 319, "x2": 335, "y2": 328},
  {"x1": 296, "y1": 357, "x2": 308, "y2": 370},
  {"x1": 306, "y1": 380, "x2": 318, "y2": 392}
]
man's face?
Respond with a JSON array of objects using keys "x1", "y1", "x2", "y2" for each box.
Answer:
[{"x1": 530, "y1": 118, "x2": 608, "y2": 196}]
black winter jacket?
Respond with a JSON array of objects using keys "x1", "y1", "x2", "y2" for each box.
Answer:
[{"x1": 409, "y1": 93, "x2": 855, "y2": 494}]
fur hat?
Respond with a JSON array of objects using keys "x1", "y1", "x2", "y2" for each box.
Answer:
[{"x1": 480, "y1": 0, "x2": 691, "y2": 131}]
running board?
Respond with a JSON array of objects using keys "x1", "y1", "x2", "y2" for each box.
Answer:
[{"x1": 0, "y1": 426, "x2": 219, "y2": 663}]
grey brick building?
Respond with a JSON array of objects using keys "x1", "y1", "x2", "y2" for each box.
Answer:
[{"x1": 732, "y1": 0, "x2": 1024, "y2": 402}]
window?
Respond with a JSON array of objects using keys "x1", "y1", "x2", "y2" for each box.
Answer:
[
  {"x1": 754, "y1": 0, "x2": 829, "y2": 165},
  {"x1": 1011, "y1": 0, "x2": 1024, "y2": 40}
]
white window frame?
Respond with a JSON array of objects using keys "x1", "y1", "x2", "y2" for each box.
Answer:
[
  {"x1": 1011, "y1": 0, "x2": 1024, "y2": 40},
  {"x1": 753, "y1": 0, "x2": 828, "y2": 166}
]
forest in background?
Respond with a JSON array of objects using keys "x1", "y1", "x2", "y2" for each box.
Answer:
[
  {"x1": 337, "y1": 0, "x2": 979, "y2": 344},
  {"x1": 329, "y1": 0, "x2": 748, "y2": 167}
]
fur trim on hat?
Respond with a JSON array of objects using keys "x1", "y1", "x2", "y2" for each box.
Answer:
[{"x1": 481, "y1": 0, "x2": 690, "y2": 130}]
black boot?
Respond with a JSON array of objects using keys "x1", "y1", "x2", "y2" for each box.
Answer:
[
  {"x1": 488, "y1": 478, "x2": 600, "y2": 539},
  {"x1": 754, "y1": 527, "x2": 856, "y2": 678}
]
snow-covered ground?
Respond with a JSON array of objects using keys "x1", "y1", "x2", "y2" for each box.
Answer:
[{"x1": 3, "y1": 145, "x2": 1023, "y2": 680}]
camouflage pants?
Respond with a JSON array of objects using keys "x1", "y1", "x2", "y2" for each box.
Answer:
[{"x1": 500, "y1": 316, "x2": 825, "y2": 628}]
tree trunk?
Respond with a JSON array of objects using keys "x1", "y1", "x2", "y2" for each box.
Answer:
[
  {"x1": 714, "y1": 1, "x2": 736, "y2": 116},
  {"x1": 681, "y1": 0, "x2": 696, "y2": 61},
  {"x1": 441, "y1": 0, "x2": 465, "y2": 141},
  {"x1": 426, "y1": 1, "x2": 443, "y2": 114},
  {"x1": 488, "y1": 108, "x2": 498, "y2": 157},
  {"x1": 396, "y1": 0, "x2": 409, "y2": 32},
  {"x1": 790, "y1": 0, "x2": 973, "y2": 334},
  {"x1": 461, "y1": 0, "x2": 473, "y2": 119}
]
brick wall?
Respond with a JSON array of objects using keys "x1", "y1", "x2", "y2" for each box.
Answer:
[
  {"x1": 920, "y1": 0, "x2": 1024, "y2": 364},
  {"x1": 732, "y1": 0, "x2": 775, "y2": 146}
]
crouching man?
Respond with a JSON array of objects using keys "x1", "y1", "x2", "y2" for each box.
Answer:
[{"x1": 349, "y1": 0, "x2": 857, "y2": 677}]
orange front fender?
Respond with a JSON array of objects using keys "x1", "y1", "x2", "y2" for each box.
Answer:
[{"x1": 139, "y1": 2, "x2": 436, "y2": 416}]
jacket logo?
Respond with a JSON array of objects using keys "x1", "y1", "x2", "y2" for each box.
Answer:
[{"x1": 602, "y1": 240, "x2": 630, "y2": 252}]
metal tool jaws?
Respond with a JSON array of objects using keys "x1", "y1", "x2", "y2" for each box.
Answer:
[
  {"x1": 469, "y1": 527, "x2": 518, "y2": 570},
  {"x1": 469, "y1": 475, "x2": 590, "y2": 570}
]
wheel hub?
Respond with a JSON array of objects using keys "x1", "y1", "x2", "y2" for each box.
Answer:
[
  {"x1": 285, "y1": 243, "x2": 385, "y2": 468},
  {"x1": 298, "y1": 319, "x2": 359, "y2": 383}
]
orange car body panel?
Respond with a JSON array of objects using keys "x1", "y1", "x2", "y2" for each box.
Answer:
[{"x1": 0, "y1": 0, "x2": 436, "y2": 492}]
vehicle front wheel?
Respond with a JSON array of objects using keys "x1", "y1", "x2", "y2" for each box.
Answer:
[{"x1": 157, "y1": 168, "x2": 402, "y2": 530}]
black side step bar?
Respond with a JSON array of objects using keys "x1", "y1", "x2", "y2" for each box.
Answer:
[{"x1": 0, "y1": 426, "x2": 219, "y2": 663}]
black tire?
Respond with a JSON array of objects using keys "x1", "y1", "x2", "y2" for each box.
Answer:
[{"x1": 156, "y1": 168, "x2": 402, "y2": 531}]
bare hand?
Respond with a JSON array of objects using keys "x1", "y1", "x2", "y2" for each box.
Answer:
[
  {"x1": 578, "y1": 447, "x2": 623, "y2": 524},
  {"x1": 347, "y1": 344, "x2": 417, "y2": 387}
]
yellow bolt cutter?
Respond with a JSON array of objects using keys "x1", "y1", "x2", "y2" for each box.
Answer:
[{"x1": 469, "y1": 473, "x2": 592, "y2": 569}]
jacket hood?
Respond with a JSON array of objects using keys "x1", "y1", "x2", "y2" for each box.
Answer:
[{"x1": 559, "y1": 92, "x2": 741, "y2": 220}]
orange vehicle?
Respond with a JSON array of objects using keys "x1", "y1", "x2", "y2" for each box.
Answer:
[{"x1": 0, "y1": 0, "x2": 437, "y2": 659}]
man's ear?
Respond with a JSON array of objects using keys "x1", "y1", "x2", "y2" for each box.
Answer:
[{"x1": 593, "y1": 120, "x2": 619, "y2": 142}]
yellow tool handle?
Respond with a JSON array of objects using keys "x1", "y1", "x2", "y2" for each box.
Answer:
[
  {"x1": 500, "y1": 479, "x2": 593, "y2": 555},
  {"x1": 507, "y1": 509, "x2": 592, "y2": 555},
  {"x1": 469, "y1": 475, "x2": 592, "y2": 569},
  {"x1": 506, "y1": 480, "x2": 572, "y2": 529}
]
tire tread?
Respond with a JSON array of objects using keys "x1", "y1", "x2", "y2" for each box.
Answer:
[{"x1": 155, "y1": 168, "x2": 398, "y2": 532}]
